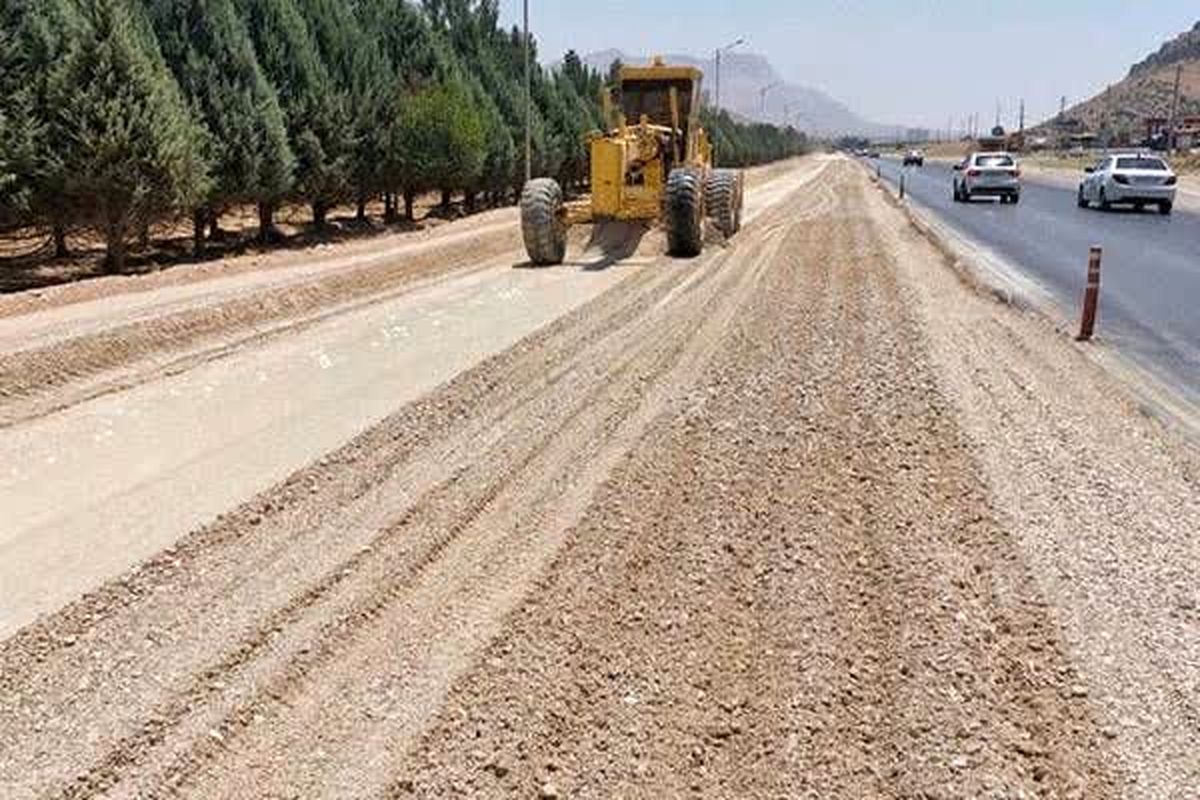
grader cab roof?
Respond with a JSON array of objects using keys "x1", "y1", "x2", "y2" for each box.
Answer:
[
  {"x1": 618, "y1": 62, "x2": 703, "y2": 86},
  {"x1": 617, "y1": 58, "x2": 704, "y2": 132}
]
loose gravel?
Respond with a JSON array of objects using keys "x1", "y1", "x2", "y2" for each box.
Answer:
[{"x1": 0, "y1": 159, "x2": 1192, "y2": 798}]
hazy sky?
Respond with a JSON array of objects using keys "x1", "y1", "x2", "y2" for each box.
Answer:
[{"x1": 497, "y1": 1, "x2": 1198, "y2": 131}]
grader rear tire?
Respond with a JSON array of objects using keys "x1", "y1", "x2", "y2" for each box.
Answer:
[
  {"x1": 705, "y1": 169, "x2": 743, "y2": 237},
  {"x1": 666, "y1": 168, "x2": 704, "y2": 258},
  {"x1": 520, "y1": 178, "x2": 567, "y2": 266}
]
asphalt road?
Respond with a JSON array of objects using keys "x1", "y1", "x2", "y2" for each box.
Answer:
[{"x1": 873, "y1": 156, "x2": 1200, "y2": 405}]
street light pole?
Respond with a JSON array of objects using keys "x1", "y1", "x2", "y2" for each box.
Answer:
[
  {"x1": 715, "y1": 49, "x2": 720, "y2": 112},
  {"x1": 523, "y1": 0, "x2": 531, "y2": 183},
  {"x1": 713, "y1": 37, "x2": 745, "y2": 113}
]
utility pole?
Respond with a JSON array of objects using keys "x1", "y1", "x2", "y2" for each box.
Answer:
[
  {"x1": 715, "y1": 49, "x2": 720, "y2": 111},
  {"x1": 1019, "y1": 99, "x2": 1025, "y2": 133},
  {"x1": 1059, "y1": 95, "x2": 1067, "y2": 119},
  {"x1": 714, "y1": 38, "x2": 745, "y2": 114},
  {"x1": 523, "y1": 0, "x2": 531, "y2": 182},
  {"x1": 1167, "y1": 63, "x2": 1183, "y2": 153}
]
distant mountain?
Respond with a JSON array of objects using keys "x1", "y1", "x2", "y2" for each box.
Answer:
[
  {"x1": 1046, "y1": 21, "x2": 1200, "y2": 138},
  {"x1": 576, "y1": 49, "x2": 892, "y2": 138}
]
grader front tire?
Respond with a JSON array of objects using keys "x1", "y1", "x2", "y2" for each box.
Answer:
[
  {"x1": 666, "y1": 168, "x2": 705, "y2": 258},
  {"x1": 705, "y1": 169, "x2": 744, "y2": 237},
  {"x1": 520, "y1": 178, "x2": 567, "y2": 266}
]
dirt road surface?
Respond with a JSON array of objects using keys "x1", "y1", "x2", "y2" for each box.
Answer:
[
  {"x1": 0, "y1": 160, "x2": 825, "y2": 639},
  {"x1": 1, "y1": 157, "x2": 1196, "y2": 798}
]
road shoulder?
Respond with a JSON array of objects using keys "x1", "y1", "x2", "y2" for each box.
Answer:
[
  {"x1": 867, "y1": 179, "x2": 1200, "y2": 798},
  {"x1": 870, "y1": 161, "x2": 1200, "y2": 441}
]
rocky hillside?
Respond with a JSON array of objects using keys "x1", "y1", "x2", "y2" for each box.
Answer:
[
  {"x1": 578, "y1": 49, "x2": 891, "y2": 138},
  {"x1": 1048, "y1": 21, "x2": 1200, "y2": 140},
  {"x1": 1130, "y1": 21, "x2": 1200, "y2": 76}
]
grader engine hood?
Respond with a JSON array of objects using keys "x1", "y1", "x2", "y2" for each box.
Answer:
[
  {"x1": 586, "y1": 58, "x2": 710, "y2": 221},
  {"x1": 589, "y1": 123, "x2": 673, "y2": 220}
]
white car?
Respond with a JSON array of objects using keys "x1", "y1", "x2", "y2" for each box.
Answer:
[
  {"x1": 1077, "y1": 153, "x2": 1176, "y2": 215},
  {"x1": 953, "y1": 152, "x2": 1021, "y2": 204}
]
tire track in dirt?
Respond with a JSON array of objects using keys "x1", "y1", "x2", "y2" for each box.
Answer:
[
  {"x1": 0, "y1": 165, "x2": 830, "y2": 800},
  {"x1": 0, "y1": 228, "x2": 521, "y2": 427},
  {"x1": 0, "y1": 245, "x2": 686, "y2": 799},
  {"x1": 0, "y1": 161, "x2": 809, "y2": 429},
  {"x1": 390, "y1": 170, "x2": 1121, "y2": 798},
  {"x1": 164, "y1": 224, "x2": 791, "y2": 800}
]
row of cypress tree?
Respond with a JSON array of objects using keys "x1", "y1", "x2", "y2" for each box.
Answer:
[
  {"x1": 703, "y1": 108, "x2": 810, "y2": 169},
  {"x1": 1, "y1": 0, "x2": 807, "y2": 273}
]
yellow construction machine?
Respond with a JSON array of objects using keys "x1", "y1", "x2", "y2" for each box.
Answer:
[{"x1": 520, "y1": 57, "x2": 745, "y2": 265}]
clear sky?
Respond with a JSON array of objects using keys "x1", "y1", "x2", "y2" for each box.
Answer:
[{"x1": 497, "y1": 1, "x2": 1198, "y2": 131}]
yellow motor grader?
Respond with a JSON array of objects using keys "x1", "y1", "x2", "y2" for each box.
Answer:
[{"x1": 520, "y1": 57, "x2": 745, "y2": 265}]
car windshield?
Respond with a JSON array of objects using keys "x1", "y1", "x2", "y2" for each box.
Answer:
[
  {"x1": 1115, "y1": 157, "x2": 1168, "y2": 171},
  {"x1": 975, "y1": 155, "x2": 1014, "y2": 167}
]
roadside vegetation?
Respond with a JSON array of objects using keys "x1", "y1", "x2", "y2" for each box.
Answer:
[{"x1": 0, "y1": 0, "x2": 808, "y2": 276}]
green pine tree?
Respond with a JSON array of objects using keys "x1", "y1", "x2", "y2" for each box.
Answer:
[
  {"x1": 235, "y1": 0, "x2": 351, "y2": 232},
  {"x1": 391, "y1": 79, "x2": 485, "y2": 220},
  {"x1": 2, "y1": 0, "x2": 85, "y2": 253},
  {"x1": 140, "y1": 0, "x2": 295, "y2": 252},
  {"x1": 52, "y1": 0, "x2": 210, "y2": 272},
  {"x1": 296, "y1": 0, "x2": 391, "y2": 221},
  {"x1": 0, "y1": 17, "x2": 37, "y2": 228}
]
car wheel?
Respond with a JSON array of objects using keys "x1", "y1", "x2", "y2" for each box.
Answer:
[
  {"x1": 1159, "y1": 201, "x2": 1173, "y2": 216},
  {"x1": 1011, "y1": 192, "x2": 1020, "y2": 205},
  {"x1": 1077, "y1": 186, "x2": 1088, "y2": 208},
  {"x1": 952, "y1": 182, "x2": 960, "y2": 202},
  {"x1": 1099, "y1": 187, "x2": 1111, "y2": 211}
]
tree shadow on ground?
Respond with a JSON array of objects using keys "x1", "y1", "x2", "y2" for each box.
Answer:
[{"x1": 0, "y1": 198, "x2": 500, "y2": 296}]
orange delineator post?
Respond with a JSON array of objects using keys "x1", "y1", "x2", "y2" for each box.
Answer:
[{"x1": 1077, "y1": 246, "x2": 1102, "y2": 341}]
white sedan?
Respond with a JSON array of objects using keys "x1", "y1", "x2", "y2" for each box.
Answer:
[
  {"x1": 1077, "y1": 153, "x2": 1177, "y2": 215},
  {"x1": 952, "y1": 152, "x2": 1021, "y2": 204}
]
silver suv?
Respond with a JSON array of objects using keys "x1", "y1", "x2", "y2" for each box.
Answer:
[
  {"x1": 953, "y1": 152, "x2": 1021, "y2": 204},
  {"x1": 1077, "y1": 153, "x2": 1176, "y2": 215}
]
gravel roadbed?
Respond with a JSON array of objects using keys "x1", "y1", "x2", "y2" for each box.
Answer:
[{"x1": 1, "y1": 159, "x2": 1193, "y2": 798}]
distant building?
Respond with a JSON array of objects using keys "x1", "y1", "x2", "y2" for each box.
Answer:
[
  {"x1": 1144, "y1": 115, "x2": 1200, "y2": 150},
  {"x1": 1062, "y1": 132, "x2": 1098, "y2": 152},
  {"x1": 1146, "y1": 117, "x2": 1169, "y2": 139},
  {"x1": 1177, "y1": 117, "x2": 1200, "y2": 150}
]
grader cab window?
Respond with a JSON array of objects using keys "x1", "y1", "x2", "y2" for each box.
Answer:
[{"x1": 620, "y1": 78, "x2": 698, "y2": 134}]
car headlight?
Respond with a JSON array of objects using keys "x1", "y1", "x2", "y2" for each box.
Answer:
[
  {"x1": 1113, "y1": 175, "x2": 1130, "y2": 185},
  {"x1": 1164, "y1": 176, "x2": 1178, "y2": 186}
]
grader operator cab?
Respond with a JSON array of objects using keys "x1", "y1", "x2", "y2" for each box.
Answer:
[{"x1": 520, "y1": 57, "x2": 745, "y2": 266}]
